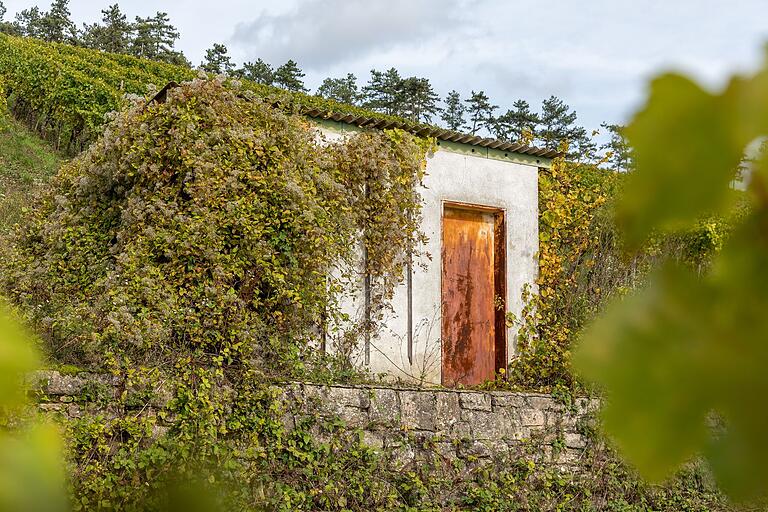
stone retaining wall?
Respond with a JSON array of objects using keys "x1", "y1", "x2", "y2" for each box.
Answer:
[
  {"x1": 278, "y1": 382, "x2": 598, "y2": 465},
  {"x1": 31, "y1": 371, "x2": 599, "y2": 466}
]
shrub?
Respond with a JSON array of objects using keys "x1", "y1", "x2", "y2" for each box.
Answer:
[{"x1": 0, "y1": 78, "x2": 431, "y2": 375}]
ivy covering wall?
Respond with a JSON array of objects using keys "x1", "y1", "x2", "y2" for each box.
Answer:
[{"x1": 0, "y1": 78, "x2": 432, "y2": 378}]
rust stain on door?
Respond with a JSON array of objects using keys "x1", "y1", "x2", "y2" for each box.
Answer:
[{"x1": 441, "y1": 205, "x2": 501, "y2": 387}]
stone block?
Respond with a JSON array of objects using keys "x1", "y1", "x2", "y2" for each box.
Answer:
[
  {"x1": 519, "y1": 408, "x2": 546, "y2": 427},
  {"x1": 39, "y1": 403, "x2": 64, "y2": 413},
  {"x1": 302, "y1": 384, "x2": 331, "y2": 415},
  {"x1": 389, "y1": 444, "x2": 417, "y2": 469},
  {"x1": 299, "y1": 385, "x2": 371, "y2": 427},
  {"x1": 66, "y1": 403, "x2": 82, "y2": 418},
  {"x1": 575, "y1": 397, "x2": 601, "y2": 415},
  {"x1": 362, "y1": 431, "x2": 385, "y2": 450},
  {"x1": 459, "y1": 392, "x2": 492, "y2": 411},
  {"x1": 152, "y1": 425, "x2": 170, "y2": 438},
  {"x1": 45, "y1": 372, "x2": 89, "y2": 396},
  {"x1": 383, "y1": 432, "x2": 407, "y2": 449},
  {"x1": 433, "y1": 441, "x2": 457, "y2": 462},
  {"x1": 434, "y1": 392, "x2": 461, "y2": 432},
  {"x1": 491, "y1": 393, "x2": 527, "y2": 409},
  {"x1": 150, "y1": 382, "x2": 173, "y2": 408},
  {"x1": 302, "y1": 383, "x2": 329, "y2": 402},
  {"x1": 368, "y1": 387, "x2": 399, "y2": 426},
  {"x1": 326, "y1": 386, "x2": 370, "y2": 410},
  {"x1": 457, "y1": 440, "x2": 491, "y2": 459},
  {"x1": 526, "y1": 395, "x2": 557, "y2": 411},
  {"x1": 450, "y1": 421, "x2": 472, "y2": 438},
  {"x1": 276, "y1": 383, "x2": 304, "y2": 416},
  {"x1": 564, "y1": 432, "x2": 587, "y2": 449},
  {"x1": 461, "y1": 409, "x2": 494, "y2": 439},
  {"x1": 335, "y1": 406, "x2": 370, "y2": 428},
  {"x1": 399, "y1": 390, "x2": 437, "y2": 431},
  {"x1": 463, "y1": 408, "x2": 527, "y2": 440},
  {"x1": 555, "y1": 448, "x2": 583, "y2": 465},
  {"x1": 281, "y1": 411, "x2": 296, "y2": 433}
]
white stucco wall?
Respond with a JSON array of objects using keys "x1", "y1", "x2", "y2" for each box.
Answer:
[{"x1": 317, "y1": 124, "x2": 540, "y2": 386}]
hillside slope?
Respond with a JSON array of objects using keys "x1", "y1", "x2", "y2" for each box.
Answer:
[
  {"x1": 0, "y1": 115, "x2": 62, "y2": 231},
  {"x1": 0, "y1": 34, "x2": 421, "y2": 156}
]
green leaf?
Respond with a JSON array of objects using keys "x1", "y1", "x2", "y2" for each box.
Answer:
[
  {"x1": 619, "y1": 74, "x2": 748, "y2": 248},
  {"x1": 578, "y1": 126, "x2": 768, "y2": 500},
  {"x1": 575, "y1": 266, "x2": 713, "y2": 481}
]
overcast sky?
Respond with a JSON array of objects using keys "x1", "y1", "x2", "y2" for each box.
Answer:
[{"x1": 4, "y1": 0, "x2": 768, "y2": 134}]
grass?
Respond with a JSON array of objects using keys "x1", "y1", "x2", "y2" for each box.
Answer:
[{"x1": 0, "y1": 115, "x2": 63, "y2": 232}]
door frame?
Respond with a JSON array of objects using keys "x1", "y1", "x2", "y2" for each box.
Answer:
[{"x1": 440, "y1": 200, "x2": 508, "y2": 385}]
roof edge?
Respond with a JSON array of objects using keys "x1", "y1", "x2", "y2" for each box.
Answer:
[
  {"x1": 303, "y1": 109, "x2": 561, "y2": 159},
  {"x1": 151, "y1": 82, "x2": 562, "y2": 160}
]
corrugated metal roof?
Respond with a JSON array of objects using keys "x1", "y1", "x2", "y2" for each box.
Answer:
[
  {"x1": 150, "y1": 82, "x2": 561, "y2": 159},
  {"x1": 304, "y1": 109, "x2": 561, "y2": 159}
]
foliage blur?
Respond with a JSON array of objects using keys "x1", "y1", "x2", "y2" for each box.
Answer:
[
  {"x1": 576, "y1": 49, "x2": 768, "y2": 500},
  {"x1": 505, "y1": 154, "x2": 735, "y2": 393},
  {"x1": 0, "y1": 303, "x2": 67, "y2": 512}
]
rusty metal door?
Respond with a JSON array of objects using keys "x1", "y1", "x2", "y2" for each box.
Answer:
[{"x1": 441, "y1": 205, "x2": 504, "y2": 386}]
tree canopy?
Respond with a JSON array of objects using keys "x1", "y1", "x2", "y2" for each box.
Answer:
[
  {"x1": 236, "y1": 58, "x2": 274, "y2": 85},
  {"x1": 317, "y1": 73, "x2": 360, "y2": 105},
  {"x1": 81, "y1": 4, "x2": 132, "y2": 54},
  {"x1": 0, "y1": 0, "x2": 623, "y2": 163},
  {"x1": 274, "y1": 59, "x2": 308, "y2": 92},
  {"x1": 201, "y1": 42, "x2": 234, "y2": 75}
]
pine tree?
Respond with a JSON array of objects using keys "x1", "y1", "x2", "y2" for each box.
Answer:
[
  {"x1": 441, "y1": 90, "x2": 466, "y2": 131},
  {"x1": 600, "y1": 123, "x2": 634, "y2": 171},
  {"x1": 152, "y1": 12, "x2": 183, "y2": 64},
  {"x1": 317, "y1": 73, "x2": 360, "y2": 105},
  {"x1": 82, "y1": 4, "x2": 132, "y2": 53},
  {"x1": 40, "y1": 0, "x2": 77, "y2": 43},
  {"x1": 464, "y1": 90, "x2": 497, "y2": 135},
  {"x1": 130, "y1": 12, "x2": 185, "y2": 65},
  {"x1": 538, "y1": 95, "x2": 579, "y2": 150},
  {"x1": 363, "y1": 68, "x2": 405, "y2": 116},
  {"x1": 400, "y1": 77, "x2": 440, "y2": 123},
  {"x1": 0, "y1": 1, "x2": 15, "y2": 35},
  {"x1": 200, "y1": 43, "x2": 234, "y2": 75},
  {"x1": 494, "y1": 99, "x2": 540, "y2": 143},
  {"x1": 273, "y1": 60, "x2": 308, "y2": 92},
  {"x1": 236, "y1": 59, "x2": 274, "y2": 85},
  {"x1": 571, "y1": 126, "x2": 599, "y2": 162},
  {"x1": 13, "y1": 8, "x2": 43, "y2": 37},
  {"x1": 130, "y1": 17, "x2": 153, "y2": 58}
]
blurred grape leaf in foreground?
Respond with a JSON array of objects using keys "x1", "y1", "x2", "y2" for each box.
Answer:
[
  {"x1": 0, "y1": 304, "x2": 67, "y2": 512},
  {"x1": 575, "y1": 49, "x2": 768, "y2": 501}
]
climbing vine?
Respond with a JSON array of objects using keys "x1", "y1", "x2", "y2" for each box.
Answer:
[
  {"x1": 0, "y1": 78, "x2": 431, "y2": 378},
  {"x1": 327, "y1": 129, "x2": 432, "y2": 330},
  {"x1": 505, "y1": 155, "x2": 612, "y2": 390},
  {"x1": 507, "y1": 154, "x2": 739, "y2": 392}
]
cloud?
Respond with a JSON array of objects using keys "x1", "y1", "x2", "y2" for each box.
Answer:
[{"x1": 232, "y1": 0, "x2": 470, "y2": 70}]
